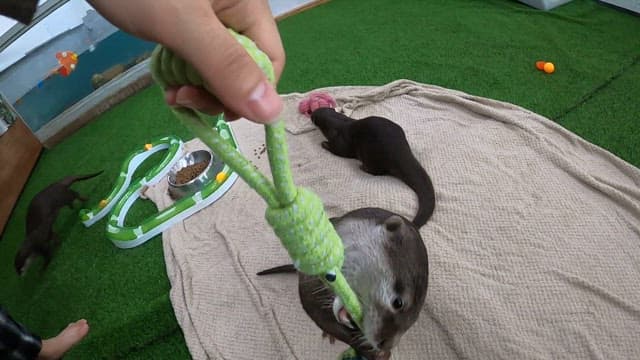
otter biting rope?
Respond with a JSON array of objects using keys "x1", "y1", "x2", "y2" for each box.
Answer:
[{"x1": 149, "y1": 30, "x2": 364, "y2": 337}]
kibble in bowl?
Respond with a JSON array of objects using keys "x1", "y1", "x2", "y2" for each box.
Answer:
[{"x1": 168, "y1": 150, "x2": 221, "y2": 200}]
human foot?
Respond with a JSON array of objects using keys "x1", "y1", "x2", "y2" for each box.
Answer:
[{"x1": 38, "y1": 319, "x2": 89, "y2": 360}]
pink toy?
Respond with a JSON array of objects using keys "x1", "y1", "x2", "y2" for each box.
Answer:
[{"x1": 298, "y1": 92, "x2": 336, "y2": 117}]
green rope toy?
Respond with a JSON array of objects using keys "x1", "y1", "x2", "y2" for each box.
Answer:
[{"x1": 150, "y1": 30, "x2": 363, "y2": 329}]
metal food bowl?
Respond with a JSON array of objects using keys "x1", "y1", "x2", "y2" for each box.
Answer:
[{"x1": 167, "y1": 150, "x2": 224, "y2": 200}]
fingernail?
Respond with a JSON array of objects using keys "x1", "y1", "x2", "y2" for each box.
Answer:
[
  {"x1": 164, "y1": 87, "x2": 180, "y2": 106},
  {"x1": 175, "y1": 92, "x2": 193, "y2": 108},
  {"x1": 248, "y1": 81, "x2": 282, "y2": 123}
]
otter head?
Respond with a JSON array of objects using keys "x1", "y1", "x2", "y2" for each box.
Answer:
[
  {"x1": 311, "y1": 108, "x2": 355, "y2": 153},
  {"x1": 311, "y1": 107, "x2": 351, "y2": 131},
  {"x1": 334, "y1": 210, "x2": 429, "y2": 359}
]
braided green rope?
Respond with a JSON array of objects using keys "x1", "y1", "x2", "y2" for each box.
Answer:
[{"x1": 150, "y1": 30, "x2": 363, "y2": 327}]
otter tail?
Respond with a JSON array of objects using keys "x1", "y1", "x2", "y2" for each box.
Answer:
[
  {"x1": 59, "y1": 171, "x2": 103, "y2": 187},
  {"x1": 256, "y1": 264, "x2": 297, "y2": 275},
  {"x1": 397, "y1": 159, "x2": 435, "y2": 228}
]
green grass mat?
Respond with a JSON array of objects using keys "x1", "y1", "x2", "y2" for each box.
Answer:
[
  {"x1": 278, "y1": 0, "x2": 640, "y2": 129},
  {"x1": 0, "y1": 0, "x2": 638, "y2": 358},
  {"x1": 556, "y1": 58, "x2": 640, "y2": 166}
]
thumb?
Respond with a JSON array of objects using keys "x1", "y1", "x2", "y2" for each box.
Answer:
[{"x1": 171, "y1": 15, "x2": 282, "y2": 124}]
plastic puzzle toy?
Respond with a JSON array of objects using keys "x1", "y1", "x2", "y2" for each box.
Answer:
[{"x1": 80, "y1": 125, "x2": 239, "y2": 249}]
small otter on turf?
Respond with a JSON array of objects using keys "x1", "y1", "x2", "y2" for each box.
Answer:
[{"x1": 14, "y1": 172, "x2": 102, "y2": 276}]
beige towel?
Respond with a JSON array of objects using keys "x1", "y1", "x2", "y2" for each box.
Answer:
[{"x1": 146, "y1": 80, "x2": 640, "y2": 360}]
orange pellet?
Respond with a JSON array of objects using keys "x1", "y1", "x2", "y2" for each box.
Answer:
[{"x1": 216, "y1": 172, "x2": 228, "y2": 183}]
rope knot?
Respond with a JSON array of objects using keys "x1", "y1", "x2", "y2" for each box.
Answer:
[{"x1": 265, "y1": 187, "x2": 344, "y2": 275}]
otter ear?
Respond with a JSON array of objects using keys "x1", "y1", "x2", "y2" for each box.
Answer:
[{"x1": 384, "y1": 215, "x2": 404, "y2": 233}]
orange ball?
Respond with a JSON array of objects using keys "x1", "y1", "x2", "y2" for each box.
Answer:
[
  {"x1": 535, "y1": 61, "x2": 546, "y2": 70},
  {"x1": 543, "y1": 62, "x2": 555, "y2": 74}
]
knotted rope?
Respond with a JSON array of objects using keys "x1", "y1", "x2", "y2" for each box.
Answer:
[{"x1": 149, "y1": 30, "x2": 363, "y2": 327}]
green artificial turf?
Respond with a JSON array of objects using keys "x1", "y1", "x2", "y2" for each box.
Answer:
[
  {"x1": 0, "y1": 87, "x2": 192, "y2": 358},
  {"x1": 1, "y1": 0, "x2": 638, "y2": 358}
]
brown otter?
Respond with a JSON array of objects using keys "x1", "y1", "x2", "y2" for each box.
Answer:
[{"x1": 14, "y1": 171, "x2": 102, "y2": 276}]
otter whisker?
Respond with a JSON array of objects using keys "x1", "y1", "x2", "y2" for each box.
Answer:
[{"x1": 311, "y1": 286, "x2": 328, "y2": 295}]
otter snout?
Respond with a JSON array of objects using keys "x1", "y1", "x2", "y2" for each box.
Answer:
[
  {"x1": 377, "y1": 335, "x2": 401, "y2": 352},
  {"x1": 311, "y1": 107, "x2": 350, "y2": 128},
  {"x1": 310, "y1": 108, "x2": 324, "y2": 126},
  {"x1": 14, "y1": 256, "x2": 25, "y2": 276},
  {"x1": 378, "y1": 339, "x2": 390, "y2": 351}
]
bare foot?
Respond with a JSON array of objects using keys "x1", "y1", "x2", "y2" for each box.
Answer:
[{"x1": 38, "y1": 319, "x2": 90, "y2": 360}]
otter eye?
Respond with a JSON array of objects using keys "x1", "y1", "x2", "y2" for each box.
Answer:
[{"x1": 392, "y1": 297, "x2": 404, "y2": 310}]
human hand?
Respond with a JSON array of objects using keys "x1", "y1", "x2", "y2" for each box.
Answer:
[{"x1": 88, "y1": 0, "x2": 285, "y2": 123}]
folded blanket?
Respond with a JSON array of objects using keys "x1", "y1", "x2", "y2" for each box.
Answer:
[{"x1": 146, "y1": 80, "x2": 640, "y2": 359}]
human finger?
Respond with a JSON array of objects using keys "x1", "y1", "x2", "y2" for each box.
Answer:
[{"x1": 170, "y1": 13, "x2": 282, "y2": 123}]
